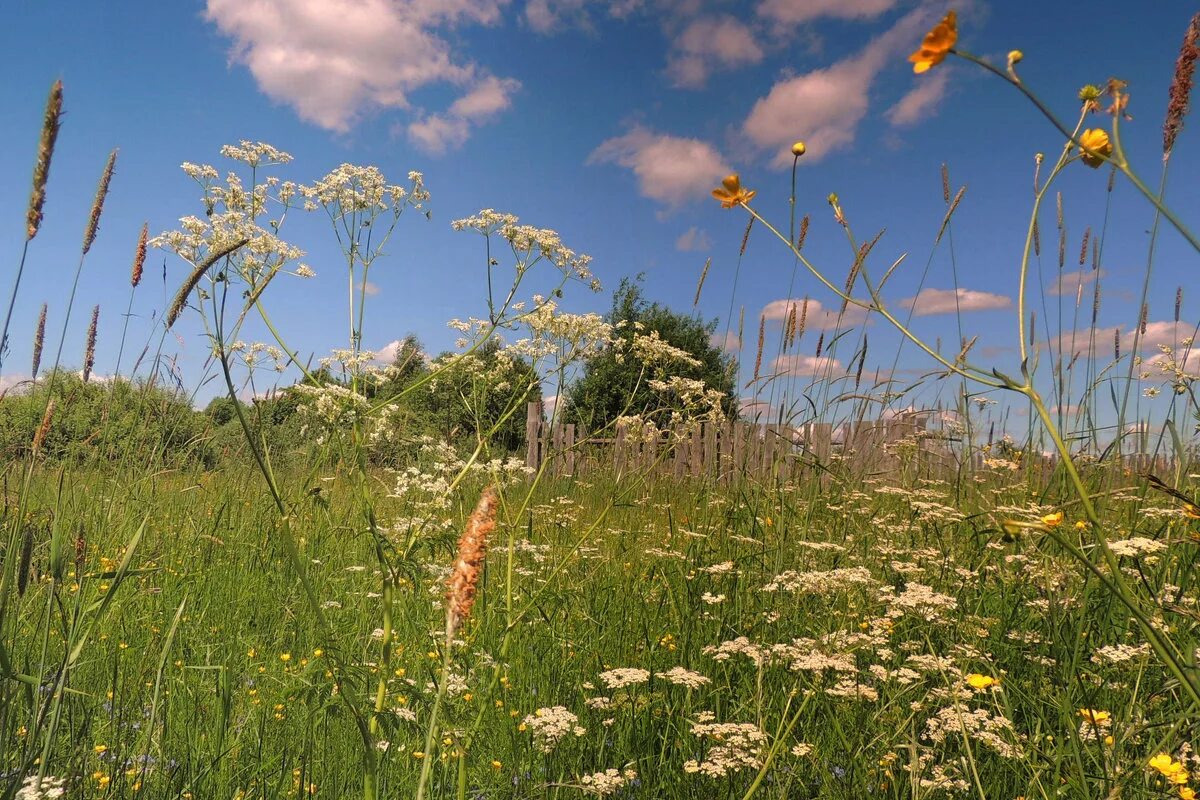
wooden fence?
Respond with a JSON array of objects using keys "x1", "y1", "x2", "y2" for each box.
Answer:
[{"x1": 523, "y1": 402, "x2": 1187, "y2": 481}]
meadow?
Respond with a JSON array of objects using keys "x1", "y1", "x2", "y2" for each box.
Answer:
[{"x1": 4, "y1": 10, "x2": 1200, "y2": 800}]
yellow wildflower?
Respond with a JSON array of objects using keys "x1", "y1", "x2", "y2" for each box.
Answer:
[
  {"x1": 965, "y1": 673, "x2": 999, "y2": 689},
  {"x1": 1078, "y1": 129, "x2": 1112, "y2": 168},
  {"x1": 711, "y1": 174, "x2": 756, "y2": 209},
  {"x1": 1041, "y1": 511, "x2": 1064, "y2": 528},
  {"x1": 908, "y1": 11, "x2": 957, "y2": 74},
  {"x1": 1078, "y1": 709, "x2": 1110, "y2": 725}
]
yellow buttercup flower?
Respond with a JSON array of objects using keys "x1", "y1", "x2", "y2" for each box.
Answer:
[
  {"x1": 1078, "y1": 129, "x2": 1113, "y2": 168},
  {"x1": 908, "y1": 11, "x2": 957, "y2": 74},
  {"x1": 712, "y1": 174, "x2": 756, "y2": 209},
  {"x1": 1078, "y1": 709, "x2": 1110, "y2": 725},
  {"x1": 1181, "y1": 787, "x2": 1196, "y2": 800},
  {"x1": 1041, "y1": 511, "x2": 1064, "y2": 528},
  {"x1": 965, "y1": 673, "x2": 999, "y2": 689}
]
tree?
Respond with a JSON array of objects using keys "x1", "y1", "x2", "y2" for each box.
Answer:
[
  {"x1": 564, "y1": 276, "x2": 737, "y2": 431},
  {"x1": 407, "y1": 338, "x2": 542, "y2": 453}
]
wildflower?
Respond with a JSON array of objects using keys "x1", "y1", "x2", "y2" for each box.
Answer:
[
  {"x1": 791, "y1": 141, "x2": 807, "y2": 157},
  {"x1": 908, "y1": 11, "x2": 957, "y2": 74},
  {"x1": 711, "y1": 174, "x2": 756, "y2": 209},
  {"x1": 965, "y1": 673, "x2": 999, "y2": 690},
  {"x1": 1078, "y1": 709, "x2": 1110, "y2": 725},
  {"x1": 16, "y1": 774, "x2": 67, "y2": 799},
  {"x1": 1078, "y1": 129, "x2": 1113, "y2": 168},
  {"x1": 1040, "y1": 511, "x2": 1064, "y2": 528}
]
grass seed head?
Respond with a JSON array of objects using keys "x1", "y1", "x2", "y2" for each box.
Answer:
[
  {"x1": 447, "y1": 486, "x2": 499, "y2": 637},
  {"x1": 26, "y1": 80, "x2": 63, "y2": 241}
]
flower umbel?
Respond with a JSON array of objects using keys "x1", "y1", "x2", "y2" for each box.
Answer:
[
  {"x1": 712, "y1": 174, "x2": 756, "y2": 209},
  {"x1": 908, "y1": 11, "x2": 957, "y2": 74},
  {"x1": 1078, "y1": 128, "x2": 1113, "y2": 168}
]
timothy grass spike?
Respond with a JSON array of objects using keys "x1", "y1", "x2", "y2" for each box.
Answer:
[
  {"x1": 166, "y1": 238, "x2": 249, "y2": 329},
  {"x1": 82, "y1": 149, "x2": 117, "y2": 255},
  {"x1": 26, "y1": 79, "x2": 63, "y2": 241},
  {"x1": 446, "y1": 486, "x2": 499, "y2": 637}
]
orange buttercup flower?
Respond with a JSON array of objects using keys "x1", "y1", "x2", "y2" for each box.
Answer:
[
  {"x1": 908, "y1": 11, "x2": 957, "y2": 74},
  {"x1": 712, "y1": 174, "x2": 756, "y2": 208},
  {"x1": 1078, "y1": 128, "x2": 1113, "y2": 168}
]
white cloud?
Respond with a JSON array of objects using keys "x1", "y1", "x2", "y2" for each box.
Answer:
[
  {"x1": 524, "y1": 0, "x2": 642, "y2": 32},
  {"x1": 886, "y1": 69, "x2": 950, "y2": 127},
  {"x1": 900, "y1": 288, "x2": 1012, "y2": 316},
  {"x1": 667, "y1": 15, "x2": 765, "y2": 88},
  {"x1": 771, "y1": 353, "x2": 843, "y2": 376},
  {"x1": 741, "y1": 6, "x2": 934, "y2": 166},
  {"x1": 407, "y1": 75, "x2": 521, "y2": 154},
  {"x1": 1048, "y1": 267, "x2": 1105, "y2": 297},
  {"x1": 358, "y1": 279, "x2": 381, "y2": 297},
  {"x1": 588, "y1": 125, "x2": 731, "y2": 207},
  {"x1": 757, "y1": 0, "x2": 897, "y2": 25},
  {"x1": 675, "y1": 226, "x2": 712, "y2": 252},
  {"x1": 762, "y1": 297, "x2": 870, "y2": 329},
  {"x1": 710, "y1": 330, "x2": 742, "y2": 352},
  {"x1": 206, "y1": 0, "x2": 514, "y2": 143}
]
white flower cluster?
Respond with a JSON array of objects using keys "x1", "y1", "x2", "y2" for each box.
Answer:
[
  {"x1": 682, "y1": 718, "x2": 766, "y2": 778},
  {"x1": 522, "y1": 706, "x2": 586, "y2": 753},
  {"x1": 762, "y1": 566, "x2": 876, "y2": 595},
  {"x1": 924, "y1": 706, "x2": 1025, "y2": 759},
  {"x1": 578, "y1": 768, "x2": 637, "y2": 796},
  {"x1": 300, "y1": 164, "x2": 428, "y2": 215},
  {"x1": 15, "y1": 775, "x2": 67, "y2": 800},
  {"x1": 451, "y1": 208, "x2": 596, "y2": 287},
  {"x1": 1106, "y1": 536, "x2": 1167, "y2": 558},
  {"x1": 597, "y1": 667, "x2": 651, "y2": 689}
]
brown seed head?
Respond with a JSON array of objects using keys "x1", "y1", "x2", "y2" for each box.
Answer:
[
  {"x1": 131, "y1": 222, "x2": 148, "y2": 288},
  {"x1": 1079, "y1": 228, "x2": 1090, "y2": 266},
  {"x1": 446, "y1": 487, "x2": 499, "y2": 637},
  {"x1": 33, "y1": 397, "x2": 56, "y2": 456},
  {"x1": 82, "y1": 149, "x2": 117, "y2": 255},
  {"x1": 32, "y1": 303, "x2": 47, "y2": 378},
  {"x1": 739, "y1": 216, "x2": 754, "y2": 257},
  {"x1": 26, "y1": 80, "x2": 64, "y2": 241},
  {"x1": 83, "y1": 305, "x2": 98, "y2": 383},
  {"x1": 1165, "y1": 13, "x2": 1200, "y2": 156},
  {"x1": 752, "y1": 314, "x2": 765, "y2": 383},
  {"x1": 796, "y1": 215, "x2": 809, "y2": 251},
  {"x1": 693, "y1": 257, "x2": 710, "y2": 308}
]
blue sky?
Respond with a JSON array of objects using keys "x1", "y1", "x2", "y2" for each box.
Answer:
[{"x1": 0, "y1": 0, "x2": 1198, "y2": 436}]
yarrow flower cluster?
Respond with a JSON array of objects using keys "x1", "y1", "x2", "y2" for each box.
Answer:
[
  {"x1": 522, "y1": 706, "x2": 586, "y2": 753},
  {"x1": 451, "y1": 208, "x2": 597, "y2": 288},
  {"x1": 682, "y1": 716, "x2": 766, "y2": 778},
  {"x1": 577, "y1": 768, "x2": 637, "y2": 796}
]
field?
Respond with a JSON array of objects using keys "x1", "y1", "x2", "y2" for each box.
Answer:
[{"x1": 5, "y1": 8, "x2": 1200, "y2": 800}]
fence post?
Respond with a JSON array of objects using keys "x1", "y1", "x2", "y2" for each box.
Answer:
[{"x1": 525, "y1": 401, "x2": 542, "y2": 472}]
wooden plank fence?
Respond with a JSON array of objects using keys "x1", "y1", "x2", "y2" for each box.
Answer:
[{"x1": 523, "y1": 402, "x2": 1188, "y2": 481}]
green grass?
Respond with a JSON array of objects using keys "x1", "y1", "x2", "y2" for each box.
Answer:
[{"x1": 3, "y1": 458, "x2": 1198, "y2": 799}]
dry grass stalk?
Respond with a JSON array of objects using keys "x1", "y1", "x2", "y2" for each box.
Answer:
[
  {"x1": 784, "y1": 303, "x2": 797, "y2": 349},
  {"x1": 32, "y1": 398, "x2": 56, "y2": 456},
  {"x1": 693, "y1": 257, "x2": 711, "y2": 307},
  {"x1": 815, "y1": 331, "x2": 825, "y2": 359},
  {"x1": 739, "y1": 216, "x2": 754, "y2": 257},
  {"x1": 26, "y1": 80, "x2": 63, "y2": 241},
  {"x1": 854, "y1": 335, "x2": 867, "y2": 389},
  {"x1": 131, "y1": 223, "x2": 148, "y2": 288},
  {"x1": 797, "y1": 297, "x2": 809, "y2": 344},
  {"x1": 83, "y1": 305, "x2": 98, "y2": 383},
  {"x1": 935, "y1": 187, "x2": 966, "y2": 245},
  {"x1": 32, "y1": 303, "x2": 47, "y2": 378},
  {"x1": 446, "y1": 487, "x2": 499, "y2": 637},
  {"x1": 1164, "y1": 13, "x2": 1200, "y2": 157},
  {"x1": 941, "y1": 163, "x2": 951, "y2": 204},
  {"x1": 1079, "y1": 228, "x2": 1091, "y2": 265},
  {"x1": 1114, "y1": 327, "x2": 1121, "y2": 361},
  {"x1": 82, "y1": 150, "x2": 118, "y2": 255},
  {"x1": 1176, "y1": 287, "x2": 1183, "y2": 322},
  {"x1": 796, "y1": 214, "x2": 809, "y2": 251},
  {"x1": 752, "y1": 314, "x2": 765, "y2": 383},
  {"x1": 1139, "y1": 303, "x2": 1149, "y2": 335},
  {"x1": 166, "y1": 237, "x2": 250, "y2": 328}
]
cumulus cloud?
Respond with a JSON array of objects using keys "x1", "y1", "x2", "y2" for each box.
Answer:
[
  {"x1": 206, "y1": 0, "x2": 515, "y2": 147},
  {"x1": 771, "y1": 353, "x2": 843, "y2": 376},
  {"x1": 757, "y1": 0, "x2": 897, "y2": 25},
  {"x1": 407, "y1": 75, "x2": 521, "y2": 154},
  {"x1": 710, "y1": 330, "x2": 742, "y2": 353},
  {"x1": 762, "y1": 297, "x2": 870, "y2": 329},
  {"x1": 667, "y1": 15, "x2": 765, "y2": 88},
  {"x1": 1048, "y1": 267, "x2": 1105, "y2": 297},
  {"x1": 588, "y1": 125, "x2": 731, "y2": 207},
  {"x1": 900, "y1": 288, "x2": 1012, "y2": 316},
  {"x1": 886, "y1": 69, "x2": 951, "y2": 127},
  {"x1": 676, "y1": 226, "x2": 712, "y2": 252},
  {"x1": 741, "y1": 6, "x2": 935, "y2": 166},
  {"x1": 524, "y1": 0, "x2": 642, "y2": 32}
]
